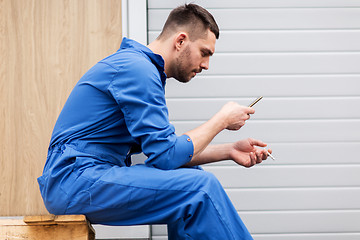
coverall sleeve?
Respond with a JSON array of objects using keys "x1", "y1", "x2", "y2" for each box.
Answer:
[{"x1": 107, "y1": 57, "x2": 194, "y2": 170}]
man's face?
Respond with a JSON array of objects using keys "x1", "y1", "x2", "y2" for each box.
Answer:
[{"x1": 172, "y1": 30, "x2": 216, "y2": 83}]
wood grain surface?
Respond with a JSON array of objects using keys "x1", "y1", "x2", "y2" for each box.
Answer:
[{"x1": 0, "y1": 0, "x2": 122, "y2": 216}]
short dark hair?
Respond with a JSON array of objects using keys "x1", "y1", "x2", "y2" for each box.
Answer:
[{"x1": 158, "y1": 4, "x2": 219, "y2": 41}]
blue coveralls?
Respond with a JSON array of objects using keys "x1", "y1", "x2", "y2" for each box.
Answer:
[{"x1": 38, "y1": 38, "x2": 253, "y2": 240}]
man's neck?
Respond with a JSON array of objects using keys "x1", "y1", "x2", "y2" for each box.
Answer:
[{"x1": 147, "y1": 39, "x2": 173, "y2": 78}]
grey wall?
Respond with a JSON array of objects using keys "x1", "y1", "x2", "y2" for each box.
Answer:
[{"x1": 148, "y1": 0, "x2": 360, "y2": 239}]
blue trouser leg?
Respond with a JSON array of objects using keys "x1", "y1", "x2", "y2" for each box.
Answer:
[
  {"x1": 39, "y1": 151, "x2": 253, "y2": 240},
  {"x1": 163, "y1": 166, "x2": 253, "y2": 240}
]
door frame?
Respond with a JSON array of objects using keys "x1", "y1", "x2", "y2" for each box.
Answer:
[{"x1": 122, "y1": 0, "x2": 148, "y2": 45}]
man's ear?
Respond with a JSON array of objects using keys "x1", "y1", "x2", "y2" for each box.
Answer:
[{"x1": 174, "y1": 32, "x2": 188, "y2": 51}]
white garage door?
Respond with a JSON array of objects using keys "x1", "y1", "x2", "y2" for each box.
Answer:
[{"x1": 147, "y1": 0, "x2": 360, "y2": 239}]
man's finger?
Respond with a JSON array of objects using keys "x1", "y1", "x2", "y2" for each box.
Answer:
[
  {"x1": 247, "y1": 107, "x2": 255, "y2": 115},
  {"x1": 249, "y1": 152, "x2": 256, "y2": 166},
  {"x1": 256, "y1": 152, "x2": 263, "y2": 164},
  {"x1": 249, "y1": 138, "x2": 267, "y2": 147},
  {"x1": 261, "y1": 149, "x2": 268, "y2": 160}
]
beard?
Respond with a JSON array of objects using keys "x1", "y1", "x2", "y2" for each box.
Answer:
[{"x1": 170, "y1": 46, "x2": 199, "y2": 83}]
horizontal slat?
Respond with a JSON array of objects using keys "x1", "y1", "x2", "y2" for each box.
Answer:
[
  {"x1": 148, "y1": 8, "x2": 360, "y2": 31},
  {"x1": 153, "y1": 222, "x2": 360, "y2": 238},
  {"x1": 152, "y1": 210, "x2": 360, "y2": 235},
  {"x1": 152, "y1": 232, "x2": 360, "y2": 240},
  {"x1": 151, "y1": 237, "x2": 167, "y2": 240},
  {"x1": 133, "y1": 142, "x2": 360, "y2": 166},
  {"x1": 151, "y1": 225, "x2": 167, "y2": 237},
  {"x1": 149, "y1": 30, "x2": 360, "y2": 52},
  {"x1": 92, "y1": 225, "x2": 150, "y2": 239},
  {"x1": 252, "y1": 233, "x2": 360, "y2": 240},
  {"x1": 167, "y1": 97, "x2": 360, "y2": 120},
  {"x1": 206, "y1": 142, "x2": 360, "y2": 165},
  {"x1": 227, "y1": 187, "x2": 360, "y2": 211},
  {"x1": 148, "y1": 0, "x2": 360, "y2": 8},
  {"x1": 203, "y1": 165, "x2": 360, "y2": 188},
  {"x1": 173, "y1": 120, "x2": 360, "y2": 143},
  {"x1": 165, "y1": 75, "x2": 360, "y2": 98},
  {"x1": 243, "y1": 210, "x2": 360, "y2": 234},
  {"x1": 205, "y1": 53, "x2": 360, "y2": 75}
]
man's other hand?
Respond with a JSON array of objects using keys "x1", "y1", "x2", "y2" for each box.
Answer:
[{"x1": 229, "y1": 138, "x2": 272, "y2": 167}]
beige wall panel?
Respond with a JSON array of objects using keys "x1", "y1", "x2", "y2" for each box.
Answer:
[{"x1": 0, "y1": 0, "x2": 122, "y2": 216}]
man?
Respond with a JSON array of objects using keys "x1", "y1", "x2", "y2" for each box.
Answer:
[{"x1": 38, "y1": 4, "x2": 272, "y2": 239}]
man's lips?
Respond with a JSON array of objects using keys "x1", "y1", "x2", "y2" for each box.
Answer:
[{"x1": 191, "y1": 69, "x2": 202, "y2": 78}]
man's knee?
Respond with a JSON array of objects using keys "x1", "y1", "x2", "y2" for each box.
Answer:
[{"x1": 192, "y1": 170, "x2": 223, "y2": 195}]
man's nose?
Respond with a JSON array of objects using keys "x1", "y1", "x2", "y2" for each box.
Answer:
[{"x1": 200, "y1": 58, "x2": 209, "y2": 70}]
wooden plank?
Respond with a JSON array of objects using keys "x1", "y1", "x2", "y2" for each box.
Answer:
[
  {"x1": 173, "y1": 120, "x2": 360, "y2": 143},
  {"x1": 165, "y1": 75, "x2": 360, "y2": 98},
  {"x1": 23, "y1": 215, "x2": 56, "y2": 224},
  {"x1": 148, "y1": 8, "x2": 360, "y2": 31},
  {"x1": 23, "y1": 215, "x2": 87, "y2": 225},
  {"x1": 150, "y1": 30, "x2": 360, "y2": 52},
  {"x1": 0, "y1": 219, "x2": 28, "y2": 226},
  {"x1": 54, "y1": 215, "x2": 87, "y2": 224},
  {"x1": 148, "y1": 0, "x2": 360, "y2": 8},
  {"x1": 203, "y1": 165, "x2": 360, "y2": 188},
  {"x1": 226, "y1": 187, "x2": 360, "y2": 211},
  {"x1": 0, "y1": 217, "x2": 95, "y2": 240},
  {"x1": 167, "y1": 97, "x2": 360, "y2": 120}
]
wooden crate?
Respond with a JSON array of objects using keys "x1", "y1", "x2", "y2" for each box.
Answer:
[{"x1": 0, "y1": 215, "x2": 95, "y2": 240}]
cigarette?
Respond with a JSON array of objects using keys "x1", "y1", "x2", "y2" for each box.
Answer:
[{"x1": 267, "y1": 151, "x2": 276, "y2": 161}]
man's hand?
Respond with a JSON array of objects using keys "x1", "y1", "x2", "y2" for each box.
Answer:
[
  {"x1": 219, "y1": 102, "x2": 255, "y2": 130},
  {"x1": 184, "y1": 101, "x2": 255, "y2": 161},
  {"x1": 229, "y1": 138, "x2": 272, "y2": 167}
]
